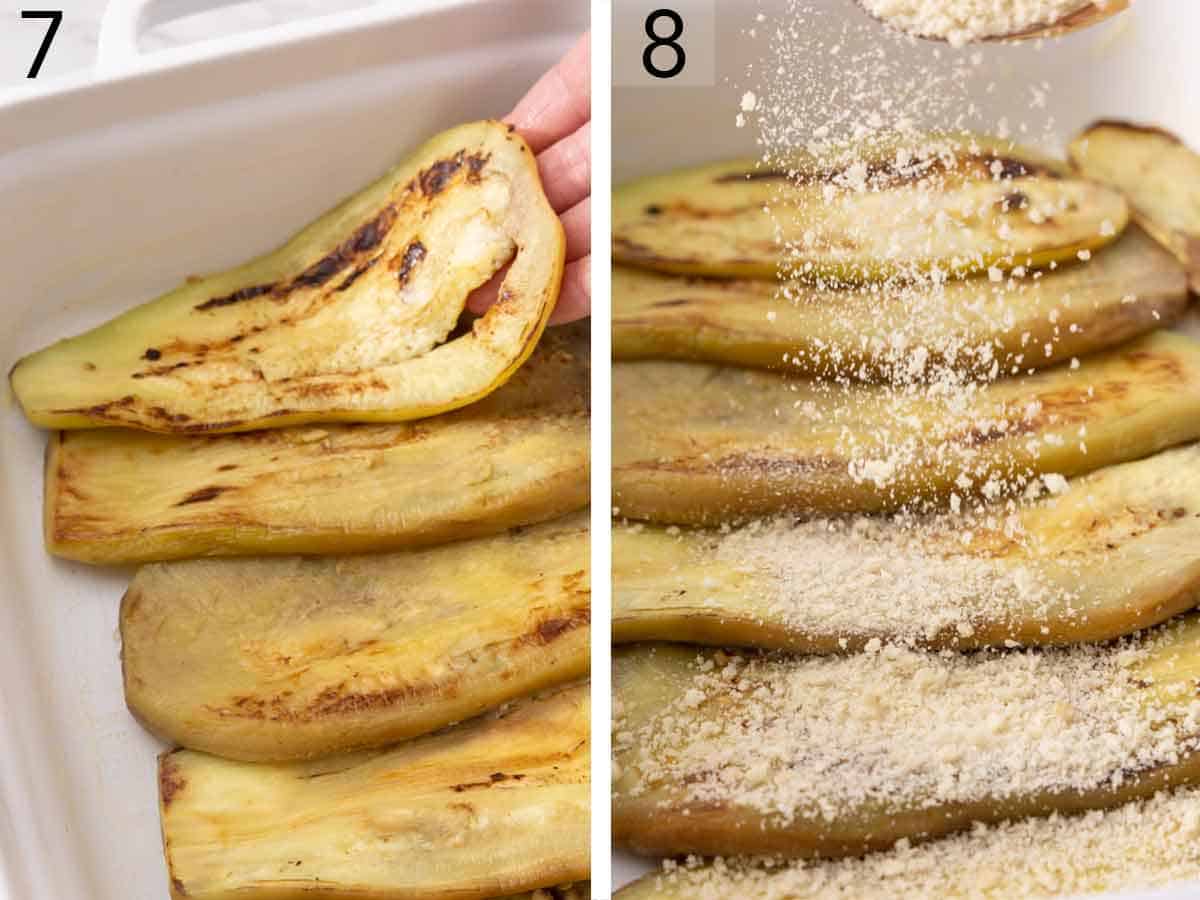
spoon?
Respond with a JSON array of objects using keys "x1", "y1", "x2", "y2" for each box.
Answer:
[
  {"x1": 857, "y1": 0, "x2": 1130, "y2": 46},
  {"x1": 998, "y1": 0, "x2": 1130, "y2": 41}
]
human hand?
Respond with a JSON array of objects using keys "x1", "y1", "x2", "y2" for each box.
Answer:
[{"x1": 468, "y1": 32, "x2": 590, "y2": 324}]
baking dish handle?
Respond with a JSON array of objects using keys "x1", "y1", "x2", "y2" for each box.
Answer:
[{"x1": 96, "y1": 0, "x2": 249, "y2": 74}]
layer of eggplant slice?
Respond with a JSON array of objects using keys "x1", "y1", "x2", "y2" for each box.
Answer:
[
  {"x1": 612, "y1": 226, "x2": 1187, "y2": 375},
  {"x1": 613, "y1": 443, "x2": 1200, "y2": 652},
  {"x1": 11, "y1": 120, "x2": 564, "y2": 433},
  {"x1": 1070, "y1": 120, "x2": 1200, "y2": 293},
  {"x1": 613, "y1": 331, "x2": 1200, "y2": 524},
  {"x1": 123, "y1": 511, "x2": 587, "y2": 761},
  {"x1": 616, "y1": 786, "x2": 1200, "y2": 900},
  {"x1": 45, "y1": 324, "x2": 588, "y2": 564},
  {"x1": 161, "y1": 682, "x2": 588, "y2": 900},
  {"x1": 613, "y1": 621, "x2": 1200, "y2": 860},
  {"x1": 613, "y1": 135, "x2": 1127, "y2": 281}
]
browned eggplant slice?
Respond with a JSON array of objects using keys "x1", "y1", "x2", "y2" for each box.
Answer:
[
  {"x1": 613, "y1": 137, "x2": 1127, "y2": 281},
  {"x1": 45, "y1": 324, "x2": 588, "y2": 564},
  {"x1": 613, "y1": 332, "x2": 1200, "y2": 524},
  {"x1": 613, "y1": 443, "x2": 1200, "y2": 652},
  {"x1": 11, "y1": 120, "x2": 564, "y2": 433},
  {"x1": 162, "y1": 682, "x2": 589, "y2": 899},
  {"x1": 123, "y1": 512, "x2": 588, "y2": 761},
  {"x1": 613, "y1": 621, "x2": 1200, "y2": 859},
  {"x1": 612, "y1": 227, "x2": 1186, "y2": 376}
]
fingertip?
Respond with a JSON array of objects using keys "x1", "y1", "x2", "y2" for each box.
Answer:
[
  {"x1": 507, "y1": 32, "x2": 591, "y2": 153},
  {"x1": 537, "y1": 123, "x2": 592, "y2": 213},
  {"x1": 465, "y1": 269, "x2": 504, "y2": 315}
]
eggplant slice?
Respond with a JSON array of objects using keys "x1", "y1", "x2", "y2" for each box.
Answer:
[
  {"x1": 613, "y1": 331, "x2": 1200, "y2": 524},
  {"x1": 614, "y1": 444, "x2": 1200, "y2": 652},
  {"x1": 613, "y1": 137, "x2": 1127, "y2": 280},
  {"x1": 123, "y1": 511, "x2": 588, "y2": 761},
  {"x1": 616, "y1": 787, "x2": 1200, "y2": 899},
  {"x1": 1070, "y1": 121, "x2": 1200, "y2": 293},
  {"x1": 161, "y1": 682, "x2": 589, "y2": 900},
  {"x1": 613, "y1": 621, "x2": 1200, "y2": 859},
  {"x1": 612, "y1": 227, "x2": 1187, "y2": 376},
  {"x1": 47, "y1": 324, "x2": 588, "y2": 564},
  {"x1": 11, "y1": 120, "x2": 564, "y2": 433}
]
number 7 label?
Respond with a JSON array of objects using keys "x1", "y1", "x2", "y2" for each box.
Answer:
[{"x1": 22, "y1": 9, "x2": 63, "y2": 79}]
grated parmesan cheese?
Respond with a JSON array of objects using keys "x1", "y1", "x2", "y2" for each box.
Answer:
[
  {"x1": 702, "y1": 507, "x2": 1080, "y2": 644},
  {"x1": 615, "y1": 623, "x2": 1200, "y2": 826}
]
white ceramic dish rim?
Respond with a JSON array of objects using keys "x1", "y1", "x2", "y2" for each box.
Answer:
[{"x1": 0, "y1": 0, "x2": 481, "y2": 106}]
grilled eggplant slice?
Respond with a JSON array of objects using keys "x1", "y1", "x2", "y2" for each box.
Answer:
[
  {"x1": 616, "y1": 787, "x2": 1200, "y2": 900},
  {"x1": 611, "y1": 227, "x2": 1187, "y2": 375},
  {"x1": 161, "y1": 682, "x2": 589, "y2": 900},
  {"x1": 1070, "y1": 121, "x2": 1200, "y2": 292},
  {"x1": 613, "y1": 138, "x2": 1127, "y2": 280},
  {"x1": 10, "y1": 120, "x2": 564, "y2": 434},
  {"x1": 123, "y1": 512, "x2": 588, "y2": 761},
  {"x1": 613, "y1": 331, "x2": 1200, "y2": 524},
  {"x1": 613, "y1": 444, "x2": 1200, "y2": 651},
  {"x1": 613, "y1": 624, "x2": 1200, "y2": 859},
  {"x1": 47, "y1": 325, "x2": 588, "y2": 564}
]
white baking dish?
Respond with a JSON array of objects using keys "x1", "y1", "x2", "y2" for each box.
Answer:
[
  {"x1": 0, "y1": 1, "x2": 586, "y2": 897},
  {"x1": 612, "y1": 0, "x2": 1200, "y2": 895}
]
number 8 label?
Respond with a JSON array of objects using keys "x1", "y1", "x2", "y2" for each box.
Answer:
[{"x1": 643, "y1": 9, "x2": 686, "y2": 79}]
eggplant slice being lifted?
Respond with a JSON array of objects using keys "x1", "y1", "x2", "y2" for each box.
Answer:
[
  {"x1": 161, "y1": 682, "x2": 589, "y2": 900},
  {"x1": 46, "y1": 324, "x2": 588, "y2": 564},
  {"x1": 10, "y1": 120, "x2": 564, "y2": 433}
]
